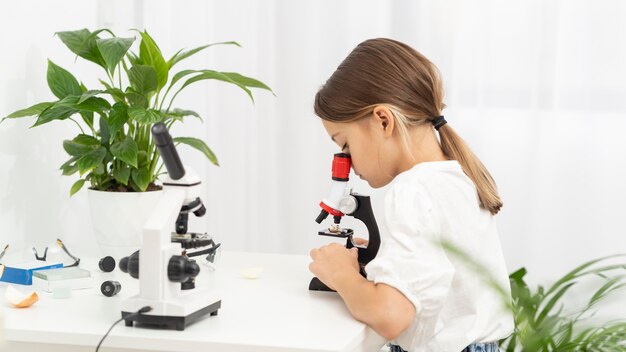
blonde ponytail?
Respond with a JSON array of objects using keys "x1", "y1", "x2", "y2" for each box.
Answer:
[{"x1": 438, "y1": 124, "x2": 502, "y2": 215}]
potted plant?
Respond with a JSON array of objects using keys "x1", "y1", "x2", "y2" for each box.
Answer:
[
  {"x1": 2, "y1": 28, "x2": 272, "y2": 256},
  {"x1": 444, "y1": 242, "x2": 626, "y2": 351},
  {"x1": 501, "y1": 256, "x2": 626, "y2": 351}
]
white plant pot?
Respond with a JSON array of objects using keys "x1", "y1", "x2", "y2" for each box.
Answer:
[{"x1": 87, "y1": 188, "x2": 163, "y2": 259}]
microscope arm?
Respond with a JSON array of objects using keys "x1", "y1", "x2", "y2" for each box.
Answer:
[
  {"x1": 139, "y1": 187, "x2": 186, "y2": 301},
  {"x1": 346, "y1": 194, "x2": 380, "y2": 266}
]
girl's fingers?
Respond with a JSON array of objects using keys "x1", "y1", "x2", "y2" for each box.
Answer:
[{"x1": 353, "y1": 237, "x2": 368, "y2": 245}]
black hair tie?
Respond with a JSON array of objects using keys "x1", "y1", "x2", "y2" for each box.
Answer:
[{"x1": 432, "y1": 115, "x2": 447, "y2": 130}]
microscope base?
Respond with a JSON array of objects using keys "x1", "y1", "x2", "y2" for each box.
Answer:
[
  {"x1": 309, "y1": 265, "x2": 368, "y2": 292},
  {"x1": 121, "y1": 289, "x2": 221, "y2": 331},
  {"x1": 309, "y1": 277, "x2": 335, "y2": 292},
  {"x1": 122, "y1": 301, "x2": 220, "y2": 331}
]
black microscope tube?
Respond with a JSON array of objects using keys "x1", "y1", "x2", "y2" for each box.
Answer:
[{"x1": 151, "y1": 123, "x2": 185, "y2": 180}]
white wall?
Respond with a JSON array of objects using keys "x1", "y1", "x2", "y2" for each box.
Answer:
[{"x1": 1, "y1": 0, "x2": 626, "y2": 315}]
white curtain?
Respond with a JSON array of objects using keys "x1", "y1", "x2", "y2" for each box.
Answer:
[{"x1": 1, "y1": 1, "x2": 626, "y2": 305}]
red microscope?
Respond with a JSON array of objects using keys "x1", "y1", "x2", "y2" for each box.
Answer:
[{"x1": 310, "y1": 153, "x2": 381, "y2": 291}]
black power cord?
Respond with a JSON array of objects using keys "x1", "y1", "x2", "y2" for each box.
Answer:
[{"x1": 95, "y1": 306, "x2": 152, "y2": 352}]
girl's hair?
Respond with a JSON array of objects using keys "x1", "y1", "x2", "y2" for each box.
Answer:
[{"x1": 314, "y1": 38, "x2": 503, "y2": 215}]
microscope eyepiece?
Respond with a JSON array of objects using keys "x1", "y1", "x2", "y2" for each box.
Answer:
[
  {"x1": 151, "y1": 122, "x2": 185, "y2": 180},
  {"x1": 331, "y1": 153, "x2": 351, "y2": 181}
]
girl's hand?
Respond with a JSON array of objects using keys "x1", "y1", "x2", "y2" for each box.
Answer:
[
  {"x1": 309, "y1": 243, "x2": 360, "y2": 290},
  {"x1": 352, "y1": 237, "x2": 369, "y2": 247}
]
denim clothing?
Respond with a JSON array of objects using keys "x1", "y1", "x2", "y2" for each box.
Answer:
[{"x1": 388, "y1": 341, "x2": 499, "y2": 352}]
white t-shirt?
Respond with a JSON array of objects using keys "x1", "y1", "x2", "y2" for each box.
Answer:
[{"x1": 365, "y1": 160, "x2": 514, "y2": 352}]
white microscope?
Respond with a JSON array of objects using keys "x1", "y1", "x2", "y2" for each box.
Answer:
[{"x1": 119, "y1": 122, "x2": 221, "y2": 331}]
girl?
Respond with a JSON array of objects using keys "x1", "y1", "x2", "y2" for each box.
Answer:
[{"x1": 308, "y1": 38, "x2": 514, "y2": 352}]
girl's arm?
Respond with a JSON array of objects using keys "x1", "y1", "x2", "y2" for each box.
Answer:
[{"x1": 309, "y1": 243, "x2": 416, "y2": 340}]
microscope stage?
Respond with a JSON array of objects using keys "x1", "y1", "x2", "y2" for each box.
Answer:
[{"x1": 317, "y1": 228, "x2": 354, "y2": 238}]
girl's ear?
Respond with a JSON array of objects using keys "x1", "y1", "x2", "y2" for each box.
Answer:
[{"x1": 371, "y1": 105, "x2": 395, "y2": 138}]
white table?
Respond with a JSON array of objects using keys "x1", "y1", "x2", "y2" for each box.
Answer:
[{"x1": 1, "y1": 251, "x2": 386, "y2": 352}]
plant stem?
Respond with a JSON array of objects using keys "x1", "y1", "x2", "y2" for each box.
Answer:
[
  {"x1": 107, "y1": 70, "x2": 115, "y2": 88},
  {"x1": 159, "y1": 84, "x2": 175, "y2": 111},
  {"x1": 155, "y1": 162, "x2": 164, "y2": 177},
  {"x1": 148, "y1": 144, "x2": 158, "y2": 178},
  {"x1": 154, "y1": 90, "x2": 160, "y2": 111},
  {"x1": 166, "y1": 119, "x2": 175, "y2": 130},
  {"x1": 165, "y1": 89, "x2": 181, "y2": 114},
  {"x1": 118, "y1": 64, "x2": 122, "y2": 89},
  {"x1": 69, "y1": 118, "x2": 85, "y2": 135}
]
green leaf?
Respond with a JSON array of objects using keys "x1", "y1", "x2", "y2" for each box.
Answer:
[
  {"x1": 2, "y1": 102, "x2": 54, "y2": 123},
  {"x1": 535, "y1": 282, "x2": 575, "y2": 325},
  {"x1": 172, "y1": 108, "x2": 200, "y2": 118},
  {"x1": 128, "y1": 65, "x2": 158, "y2": 96},
  {"x1": 60, "y1": 156, "x2": 80, "y2": 176},
  {"x1": 74, "y1": 134, "x2": 100, "y2": 146},
  {"x1": 33, "y1": 105, "x2": 76, "y2": 127},
  {"x1": 99, "y1": 114, "x2": 110, "y2": 145},
  {"x1": 63, "y1": 137, "x2": 97, "y2": 157},
  {"x1": 137, "y1": 30, "x2": 168, "y2": 90},
  {"x1": 161, "y1": 69, "x2": 198, "y2": 101},
  {"x1": 166, "y1": 70, "x2": 272, "y2": 108},
  {"x1": 510, "y1": 268, "x2": 527, "y2": 282},
  {"x1": 167, "y1": 41, "x2": 241, "y2": 69},
  {"x1": 78, "y1": 90, "x2": 104, "y2": 104},
  {"x1": 545, "y1": 255, "x2": 625, "y2": 296},
  {"x1": 137, "y1": 150, "x2": 150, "y2": 168},
  {"x1": 110, "y1": 136, "x2": 138, "y2": 168},
  {"x1": 128, "y1": 107, "x2": 163, "y2": 124},
  {"x1": 47, "y1": 60, "x2": 82, "y2": 99},
  {"x1": 70, "y1": 178, "x2": 86, "y2": 196},
  {"x1": 221, "y1": 72, "x2": 274, "y2": 94},
  {"x1": 126, "y1": 51, "x2": 142, "y2": 66},
  {"x1": 175, "y1": 70, "x2": 254, "y2": 104},
  {"x1": 131, "y1": 167, "x2": 151, "y2": 191},
  {"x1": 77, "y1": 146, "x2": 107, "y2": 175},
  {"x1": 588, "y1": 275, "x2": 626, "y2": 308},
  {"x1": 28, "y1": 95, "x2": 104, "y2": 128},
  {"x1": 78, "y1": 97, "x2": 111, "y2": 112},
  {"x1": 113, "y1": 166, "x2": 131, "y2": 185},
  {"x1": 125, "y1": 87, "x2": 149, "y2": 108},
  {"x1": 128, "y1": 107, "x2": 146, "y2": 122},
  {"x1": 79, "y1": 111, "x2": 94, "y2": 128},
  {"x1": 124, "y1": 89, "x2": 146, "y2": 108},
  {"x1": 93, "y1": 163, "x2": 105, "y2": 175},
  {"x1": 165, "y1": 108, "x2": 203, "y2": 123},
  {"x1": 173, "y1": 136, "x2": 219, "y2": 166},
  {"x1": 52, "y1": 95, "x2": 111, "y2": 113},
  {"x1": 99, "y1": 79, "x2": 113, "y2": 90},
  {"x1": 108, "y1": 102, "x2": 129, "y2": 143},
  {"x1": 169, "y1": 69, "x2": 198, "y2": 89},
  {"x1": 105, "y1": 87, "x2": 126, "y2": 103},
  {"x1": 56, "y1": 29, "x2": 107, "y2": 69},
  {"x1": 96, "y1": 36, "x2": 135, "y2": 75}
]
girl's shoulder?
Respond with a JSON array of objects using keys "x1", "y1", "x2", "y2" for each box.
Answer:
[
  {"x1": 392, "y1": 160, "x2": 465, "y2": 188},
  {"x1": 388, "y1": 159, "x2": 475, "y2": 210}
]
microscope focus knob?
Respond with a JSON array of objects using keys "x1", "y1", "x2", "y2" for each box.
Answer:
[
  {"x1": 338, "y1": 195, "x2": 358, "y2": 215},
  {"x1": 119, "y1": 251, "x2": 140, "y2": 279},
  {"x1": 168, "y1": 256, "x2": 200, "y2": 283},
  {"x1": 194, "y1": 203, "x2": 206, "y2": 217}
]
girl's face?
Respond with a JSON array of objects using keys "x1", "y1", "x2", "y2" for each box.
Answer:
[
  {"x1": 321, "y1": 114, "x2": 400, "y2": 189},
  {"x1": 322, "y1": 106, "x2": 447, "y2": 189}
]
